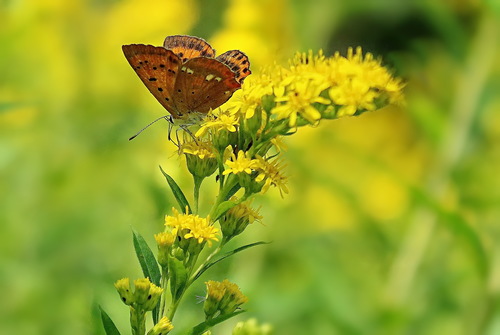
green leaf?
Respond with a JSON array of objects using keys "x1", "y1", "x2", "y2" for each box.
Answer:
[
  {"x1": 192, "y1": 241, "x2": 269, "y2": 282},
  {"x1": 224, "y1": 183, "x2": 241, "y2": 201},
  {"x1": 159, "y1": 166, "x2": 192, "y2": 214},
  {"x1": 168, "y1": 255, "x2": 189, "y2": 301},
  {"x1": 185, "y1": 310, "x2": 245, "y2": 335},
  {"x1": 212, "y1": 200, "x2": 237, "y2": 222},
  {"x1": 132, "y1": 229, "x2": 162, "y2": 323},
  {"x1": 99, "y1": 306, "x2": 121, "y2": 335},
  {"x1": 413, "y1": 186, "x2": 489, "y2": 277}
]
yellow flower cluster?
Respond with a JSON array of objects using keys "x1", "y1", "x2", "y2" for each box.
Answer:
[
  {"x1": 165, "y1": 208, "x2": 219, "y2": 246},
  {"x1": 178, "y1": 48, "x2": 403, "y2": 200},
  {"x1": 220, "y1": 47, "x2": 404, "y2": 127}
]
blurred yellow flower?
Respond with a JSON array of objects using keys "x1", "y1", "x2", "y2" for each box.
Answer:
[
  {"x1": 329, "y1": 78, "x2": 377, "y2": 116},
  {"x1": 270, "y1": 136, "x2": 288, "y2": 152},
  {"x1": 105, "y1": 0, "x2": 197, "y2": 44}
]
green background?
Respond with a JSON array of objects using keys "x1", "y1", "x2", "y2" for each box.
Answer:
[{"x1": 1, "y1": 0, "x2": 500, "y2": 334}]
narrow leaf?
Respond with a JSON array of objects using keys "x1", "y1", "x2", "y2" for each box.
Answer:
[
  {"x1": 99, "y1": 306, "x2": 121, "y2": 335},
  {"x1": 192, "y1": 241, "x2": 269, "y2": 282},
  {"x1": 212, "y1": 200, "x2": 237, "y2": 222},
  {"x1": 186, "y1": 310, "x2": 245, "y2": 335},
  {"x1": 132, "y1": 229, "x2": 161, "y2": 285},
  {"x1": 132, "y1": 229, "x2": 162, "y2": 324},
  {"x1": 159, "y1": 165, "x2": 191, "y2": 213},
  {"x1": 224, "y1": 183, "x2": 241, "y2": 201},
  {"x1": 412, "y1": 186, "x2": 489, "y2": 277}
]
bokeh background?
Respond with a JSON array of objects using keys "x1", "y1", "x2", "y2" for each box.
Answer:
[{"x1": 1, "y1": 0, "x2": 500, "y2": 334}]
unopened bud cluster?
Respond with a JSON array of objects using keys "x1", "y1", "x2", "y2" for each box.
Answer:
[{"x1": 204, "y1": 279, "x2": 248, "y2": 320}]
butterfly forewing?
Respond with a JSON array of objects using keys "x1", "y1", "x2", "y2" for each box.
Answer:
[
  {"x1": 216, "y1": 50, "x2": 251, "y2": 83},
  {"x1": 173, "y1": 58, "x2": 241, "y2": 115},
  {"x1": 163, "y1": 35, "x2": 216, "y2": 62},
  {"x1": 122, "y1": 44, "x2": 185, "y2": 117}
]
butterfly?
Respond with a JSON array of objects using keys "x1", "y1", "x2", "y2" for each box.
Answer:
[{"x1": 122, "y1": 35, "x2": 251, "y2": 128}]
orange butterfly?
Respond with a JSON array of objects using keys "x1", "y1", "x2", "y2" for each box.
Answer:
[{"x1": 123, "y1": 35, "x2": 251, "y2": 136}]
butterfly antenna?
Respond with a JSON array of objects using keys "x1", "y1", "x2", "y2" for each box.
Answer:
[{"x1": 129, "y1": 115, "x2": 173, "y2": 140}]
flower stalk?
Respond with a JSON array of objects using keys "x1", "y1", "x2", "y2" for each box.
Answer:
[{"x1": 109, "y1": 47, "x2": 403, "y2": 335}]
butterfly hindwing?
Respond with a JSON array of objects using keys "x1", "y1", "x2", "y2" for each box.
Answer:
[
  {"x1": 122, "y1": 44, "x2": 184, "y2": 117},
  {"x1": 163, "y1": 35, "x2": 216, "y2": 63},
  {"x1": 216, "y1": 50, "x2": 251, "y2": 83},
  {"x1": 173, "y1": 57, "x2": 241, "y2": 115}
]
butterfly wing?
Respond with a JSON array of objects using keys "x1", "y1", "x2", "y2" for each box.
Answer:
[
  {"x1": 173, "y1": 58, "x2": 241, "y2": 116},
  {"x1": 124, "y1": 37, "x2": 251, "y2": 122},
  {"x1": 163, "y1": 35, "x2": 216, "y2": 62},
  {"x1": 216, "y1": 50, "x2": 251, "y2": 83},
  {"x1": 122, "y1": 44, "x2": 184, "y2": 118}
]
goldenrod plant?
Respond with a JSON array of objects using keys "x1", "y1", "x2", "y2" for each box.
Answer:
[{"x1": 100, "y1": 47, "x2": 403, "y2": 335}]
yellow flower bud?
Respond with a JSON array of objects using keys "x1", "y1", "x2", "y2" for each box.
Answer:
[
  {"x1": 147, "y1": 317, "x2": 174, "y2": 335},
  {"x1": 114, "y1": 278, "x2": 134, "y2": 306},
  {"x1": 155, "y1": 232, "x2": 175, "y2": 267}
]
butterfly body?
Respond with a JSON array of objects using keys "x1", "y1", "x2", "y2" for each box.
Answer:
[{"x1": 123, "y1": 35, "x2": 251, "y2": 123}]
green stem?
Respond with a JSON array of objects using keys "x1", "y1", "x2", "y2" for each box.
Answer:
[
  {"x1": 159, "y1": 268, "x2": 169, "y2": 318},
  {"x1": 385, "y1": 12, "x2": 496, "y2": 305},
  {"x1": 188, "y1": 244, "x2": 224, "y2": 285},
  {"x1": 218, "y1": 167, "x2": 225, "y2": 192},
  {"x1": 130, "y1": 307, "x2": 146, "y2": 335},
  {"x1": 193, "y1": 176, "x2": 204, "y2": 214},
  {"x1": 166, "y1": 252, "x2": 201, "y2": 321},
  {"x1": 209, "y1": 175, "x2": 239, "y2": 219},
  {"x1": 166, "y1": 293, "x2": 184, "y2": 322}
]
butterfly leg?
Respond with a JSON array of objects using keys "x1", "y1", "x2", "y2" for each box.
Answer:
[{"x1": 178, "y1": 124, "x2": 198, "y2": 145}]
